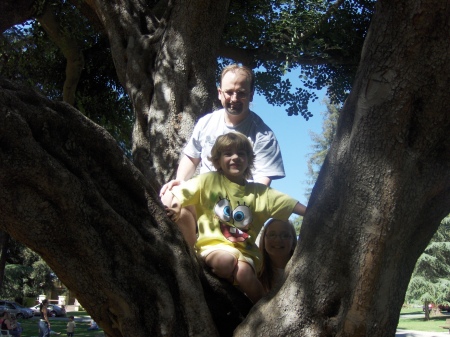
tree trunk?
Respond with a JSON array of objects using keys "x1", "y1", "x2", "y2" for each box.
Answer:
[
  {"x1": 0, "y1": 78, "x2": 218, "y2": 336},
  {"x1": 1, "y1": 0, "x2": 450, "y2": 337},
  {"x1": 88, "y1": 0, "x2": 228, "y2": 186},
  {"x1": 424, "y1": 301, "x2": 430, "y2": 321},
  {"x1": 0, "y1": 77, "x2": 252, "y2": 336},
  {"x1": 235, "y1": 1, "x2": 450, "y2": 336},
  {"x1": 0, "y1": 231, "x2": 10, "y2": 289}
]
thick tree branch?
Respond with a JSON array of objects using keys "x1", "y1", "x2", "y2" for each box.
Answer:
[
  {"x1": 236, "y1": 1, "x2": 450, "y2": 335},
  {"x1": 0, "y1": 0, "x2": 36, "y2": 33},
  {"x1": 0, "y1": 77, "x2": 253, "y2": 336},
  {"x1": 0, "y1": 78, "x2": 218, "y2": 337},
  {"x1": 36, "y1": 4, "x2": 85, "y2": 105}
]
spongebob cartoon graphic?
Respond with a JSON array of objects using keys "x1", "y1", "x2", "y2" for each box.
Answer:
[{"x1": 214, "y1": 196, "x2": 253, "y2": 243}]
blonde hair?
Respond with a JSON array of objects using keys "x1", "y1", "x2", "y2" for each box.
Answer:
[
  {"x1": 220, "y1": 64, "x2": 255, "y2": 92},
  {"x1": 258, "y1": 219, "x2": 297, "y2": 292},
  {"x1": 208, "y1": 132, "x2": 255, "y2": 179}
]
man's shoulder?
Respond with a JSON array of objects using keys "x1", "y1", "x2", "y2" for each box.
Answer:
[
  {"x1": 248, "y1": 111, "x2": 273, "y2": 132},
  {"x1": 198, "y1": 109, "x2": 224, "y2": 123},
  {"x1": 191, "y1": 109, "x2": 224, "y2": 135}
]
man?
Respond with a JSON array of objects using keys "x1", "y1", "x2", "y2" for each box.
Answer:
[{"x1": 161, "y1": 64, "x2": 285, "y2": 245}]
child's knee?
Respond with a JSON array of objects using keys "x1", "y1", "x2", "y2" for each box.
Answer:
[
  {"x1": 206, "y1": 251, "x2": 237, "y2": 278},
  {"x1": 235, "y1": 261, "x2": 255, "y2": 280}
]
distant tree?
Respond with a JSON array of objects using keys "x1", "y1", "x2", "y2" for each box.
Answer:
[
  {"x1": 0, "y1": 13, "x2": 133, "y2": 154},
  {"x1": 291, "y1": 216, "x2": 303, "y2": 236},
  {"x1": 305, "y1": 99, "x2": 340, "y2": 199},
  {"x1": 405, "y1": 216, "x2": 450, "y2": 320},
  {"x1": 0, "y1": 240, "x2": 55, "y2": 301}
]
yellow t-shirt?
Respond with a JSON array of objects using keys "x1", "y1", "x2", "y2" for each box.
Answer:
[{"x1": 171, "y1": 172, "x2": 298, "y2": 269}]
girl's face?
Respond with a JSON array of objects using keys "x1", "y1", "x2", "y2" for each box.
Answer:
[
  {"x1": 264, "y1": 220, "x2": 295, "y2": 261},
  {"x1": 219, "y1": 147, "x2": 249, "y2": 184}
]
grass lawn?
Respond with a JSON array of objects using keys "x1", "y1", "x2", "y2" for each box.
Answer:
[
  {"x1": 398, "y1": 307, "x2": 450, "y2": 333},
  {"x1": 16, "y1": 311, "x2": 104, "y2": 337},
  {"x1": 13, "y1": 307, "x2": 450, "y2": 335}
]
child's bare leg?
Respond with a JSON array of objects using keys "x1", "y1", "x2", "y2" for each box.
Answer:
[
  {"x1": 161, "y1": 192, "x2": 197, "y2": 246},
  {"x1": 205, "y1": 251, "x2": 237, "y2": 282},
  {"x1": 234, "y1": 261, "x2": 265, "y2": 303},
  {"x1": 176, "y1": 206, "x2": 197, "y2": 246}
]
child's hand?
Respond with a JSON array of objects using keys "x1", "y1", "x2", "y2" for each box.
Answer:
[
  {"x1": 165, "y1": 206, "x2": 180, "y2": 222},
  {"x1": 160, "y1": 179, "x2": 182, "y2": 196}
]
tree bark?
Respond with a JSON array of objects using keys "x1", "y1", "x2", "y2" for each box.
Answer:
[
  {"x1": 235, "y1": 1, "x2": 450, "y2": 336},
  {"x1": 87, "y1": 0, "x2": 228, "y2": 186},
  {"x1": 1, "y1": 0, "x2": 450, "y2": 336},
  {"x1": 0, "y1": 77, "x2": 252, "y2": 336},
  {"x1": 0, "y1": 78, "x2": 221, "y2": 336},
  {"x1": 0, "y1": 231, "x2": 10, "y2": 289},
  {"x1": 36, "y1": 5, "x2": 85, "y2": 106}
]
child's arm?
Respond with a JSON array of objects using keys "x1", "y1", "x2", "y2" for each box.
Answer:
[
  {"x1": 161, "y1": 191, "x2": 182, "y2": 221},
  {"x1": 292, "y1": 202, "x2": 307, "y2": 216}
]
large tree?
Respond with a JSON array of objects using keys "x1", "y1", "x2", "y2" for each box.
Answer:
[{"x1": 0, "y1": 1, "x2": 450, "y2": 337}]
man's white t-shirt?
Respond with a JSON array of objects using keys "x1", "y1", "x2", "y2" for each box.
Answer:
[{"x1": 183, "y1": 109, "x2": 285, "y2": 181}]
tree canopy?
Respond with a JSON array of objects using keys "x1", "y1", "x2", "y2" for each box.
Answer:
[
  {"x1": 1, "y1": 0, "x2": 374, "y2": 126},
  {"x1": 0, "y1": 1, "x2": 449, "y2": 337}
]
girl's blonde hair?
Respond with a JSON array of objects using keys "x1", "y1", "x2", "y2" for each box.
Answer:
[{"x1": 208, "y1": 132, "x2": 255, "y2": 179}]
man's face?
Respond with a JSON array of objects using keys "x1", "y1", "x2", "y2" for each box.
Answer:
[{"x1": 218, "y1": 70, "x2": 254, "y2": 117}]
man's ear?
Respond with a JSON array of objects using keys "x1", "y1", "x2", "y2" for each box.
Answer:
[{"x1": 248, "y1": 90, "x2": 254, "y2": 102}]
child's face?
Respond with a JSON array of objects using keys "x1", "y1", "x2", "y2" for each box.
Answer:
[
  {"x1": 219, "y1": 147, "x2": 249, "y2": 183},
  {"x1": 264, "y1": 220, "x2": 295, "y2": 260}
]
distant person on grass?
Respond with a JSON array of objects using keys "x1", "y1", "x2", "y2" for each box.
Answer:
[
  {"x1": 39, "y1": 299, "x2": 51, "y2": 337},
  {"x1": 1, "y1": 312, "x2": 22, "y2": 337},
  {"x1": 66, "y1": 316, "x2": 76, "y2": 337},
  {"x1": 87, "y1": 319, "x2": 98, "y2": 331}
]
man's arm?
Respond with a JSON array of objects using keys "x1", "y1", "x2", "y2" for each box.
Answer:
[
  {"x1": 160, "y1": 155, "x2": 201, "y2": 196},
  {"x1": 175, "y1": 155, "x2": 201, "y2": 181},
  {"x1": 254, "y1": 176, "x2": 272, "y2": 186}
]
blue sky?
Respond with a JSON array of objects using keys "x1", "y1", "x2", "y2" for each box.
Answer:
[{"x1": 252, "y1": 87, "x2": 326, "y2": 206}]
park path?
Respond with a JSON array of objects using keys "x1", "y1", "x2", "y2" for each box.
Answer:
[{"x1": 396, "y1": 329, "x2": 450, "y2": 337}]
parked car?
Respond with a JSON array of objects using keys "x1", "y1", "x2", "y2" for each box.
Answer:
[
  {"x1": 0, "y1": 300, "x2": 34, "y2": 319},
  {"x1": 29, "y1": 304, "x2": 66, "y2": 317},
  {"x1": 14, "y1": 302, "x2": 34, "y2": 319},
  {"x1": 439, "y1": 304, "x2": 450, "y2": 312}
]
